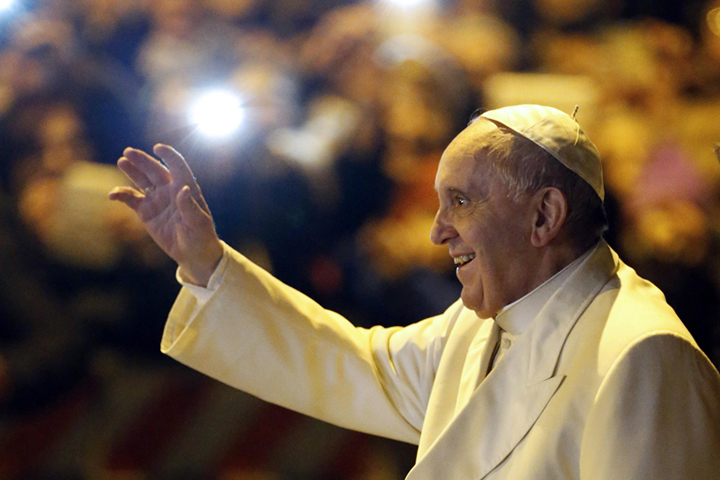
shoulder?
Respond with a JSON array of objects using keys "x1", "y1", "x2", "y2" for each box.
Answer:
[
  {"x1": 609, "y1": 258, "x2": 694, "y2": 340},
  {"x1": 571, "y1": 255, "x2": 700, "y2": 375}
]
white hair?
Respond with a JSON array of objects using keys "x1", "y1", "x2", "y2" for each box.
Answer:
[{"x1": 475, "y1": 120, "x2": 607, "y2": 250}]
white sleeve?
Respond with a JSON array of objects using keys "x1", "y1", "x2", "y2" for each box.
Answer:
[{"x1": 161, "y1": 243, "x2": 458, "y2": 444}]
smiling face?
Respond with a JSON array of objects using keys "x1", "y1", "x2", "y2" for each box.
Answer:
[{"x1": 431, "y1": 121, "x2": 540, "y2": 318}]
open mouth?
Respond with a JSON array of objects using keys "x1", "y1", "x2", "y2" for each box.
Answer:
[{"x1": 453, "y1": 253, "x2": 476, "y2": 268}]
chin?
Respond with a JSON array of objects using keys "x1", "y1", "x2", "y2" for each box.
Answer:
[{"x1": 461, "y1": 290, "x2": 486, "y2": 317}]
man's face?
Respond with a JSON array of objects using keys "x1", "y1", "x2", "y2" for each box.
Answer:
[{"x1": 431, "y1": 122, "x2": 537, "y2": 318}]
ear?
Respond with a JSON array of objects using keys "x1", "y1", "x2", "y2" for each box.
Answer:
[{"x1": 530, "y1": 187, "x2": 567, "y2": 247}]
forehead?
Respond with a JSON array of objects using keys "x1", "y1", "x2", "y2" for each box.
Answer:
[{"x1": 435, "y1": 119, "x2": 499, "y2": 190}]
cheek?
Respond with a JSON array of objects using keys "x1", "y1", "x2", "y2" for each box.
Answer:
[
  {"x1": 457, "y1": 211, "x2": 491, "y2": 242},
  {"x1": 491, "y1": 208, "x2": 531, "y2": 247}
]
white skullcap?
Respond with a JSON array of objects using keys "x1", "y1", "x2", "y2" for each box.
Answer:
[{"x1": 481, "y1": 104, "x2": 604, "y2": 200}]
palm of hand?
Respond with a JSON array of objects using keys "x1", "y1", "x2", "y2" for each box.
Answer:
[{"x1": 139, "y1": 182, "x2": 186, "y2": 261}]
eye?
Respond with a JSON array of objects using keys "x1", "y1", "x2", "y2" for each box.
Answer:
[{"x1": 454, "y1": 195, "x2": 468, "y2": 207}]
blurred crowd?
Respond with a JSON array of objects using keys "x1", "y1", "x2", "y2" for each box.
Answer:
[{"x1": 1, "y1": 0, "x2": 720, "y2": 477}]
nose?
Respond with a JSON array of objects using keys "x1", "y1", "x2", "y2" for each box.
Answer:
[{"x1": 430, "y1": 208, "x2": 457, "y2": 245}]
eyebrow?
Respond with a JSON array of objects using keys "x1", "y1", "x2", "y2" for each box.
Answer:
[{"x1": 434, "y1": 185, "x2": 469, "y2": 197}]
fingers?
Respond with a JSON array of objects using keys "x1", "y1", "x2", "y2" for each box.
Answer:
[
  {"x1": 155, "y1": 144, "x2": 213, "y2": 214},
  {"x1": 117, "y1": 144, "x2": 211, "y2": 216},
  {"x1": 108, "y1": 186, "x2": 144, "y2": 210},
  {"x1": 153, "y1": 144, "x2": 196, "y2": 187},
  {"x1": 117, "y1": 157, "x2": 153, "y2": 191},
  {"x1": 123, "y1": 147, "x2": 171, "y2": 187},
  {"x1": 176, "y1": 185, "x2": 208, "y2": 228}
]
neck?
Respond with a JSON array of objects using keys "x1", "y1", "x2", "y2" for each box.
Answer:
[{"x1": 523, "y1": 243, "x2": 585, "y2": 300}]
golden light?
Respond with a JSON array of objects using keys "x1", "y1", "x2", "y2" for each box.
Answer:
[{"x1": 707, "y1": 8, "x2": 720, "y2": 36}]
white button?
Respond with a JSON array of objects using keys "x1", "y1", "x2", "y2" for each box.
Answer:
[{"x1": 501, "y1": 337, "x2": 511, "y2": 349}]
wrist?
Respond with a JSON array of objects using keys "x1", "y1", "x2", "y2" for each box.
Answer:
[{"x1": 178, "y1": 240, "x2": 224, "y2": 287}]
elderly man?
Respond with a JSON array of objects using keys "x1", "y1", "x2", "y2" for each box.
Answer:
[{"x1": 110, "y1": 105, "x2": 720, "y2": 479}]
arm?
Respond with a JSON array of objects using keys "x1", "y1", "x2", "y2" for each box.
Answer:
[
  {"x1": 162, "y1": 242, "x2": 457, "y2": 443},
  {"x1": 580, "y1": 333, "x2": 720, "y2": 479},
  {"x1": 110, "y1": 145, "x2": 452, "y2": 443}
]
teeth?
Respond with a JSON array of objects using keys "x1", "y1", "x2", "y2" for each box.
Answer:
[{"x1": 453, "y1": 253, "x2": 476, "y2": 266}]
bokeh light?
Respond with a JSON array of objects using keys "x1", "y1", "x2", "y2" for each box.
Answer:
[{"x1": 708, "y1": 8, "x2": 720, "y2": 36}]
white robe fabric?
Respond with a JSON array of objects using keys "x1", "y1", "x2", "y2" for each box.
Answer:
[{"x1": 161, "y1": 240, "x2": 720, "y2": 479}]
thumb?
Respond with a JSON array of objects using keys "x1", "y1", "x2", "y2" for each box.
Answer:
[{"x1": 176, "y1": 185, "x2": 209, "y2": 228}]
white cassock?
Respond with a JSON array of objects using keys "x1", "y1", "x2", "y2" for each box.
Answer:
[{"x1": 161, "y1": 240, "x2": 720, "y2": 479}]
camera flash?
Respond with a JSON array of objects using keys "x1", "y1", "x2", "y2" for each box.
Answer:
[{"x1": 189, "y1": 90, "x2": 244, "y2": 138}]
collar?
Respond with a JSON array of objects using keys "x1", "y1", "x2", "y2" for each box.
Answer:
[{"x1": 494, "y1": 246, "x2": 595, "y2": 336}]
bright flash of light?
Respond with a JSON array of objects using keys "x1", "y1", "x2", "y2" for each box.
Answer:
[
  {"x1": 0, "y1": 0, "x2": 15, "y2": 12},
  {"x1": 383, "y1": 0, "x2": 431, "y2": 8},
  {"x1": 189, "y1": 90, "x2": 244, "y2": 138},
  {"x1": 708, "y1": 8, "x2": 720, "y2": 36}
]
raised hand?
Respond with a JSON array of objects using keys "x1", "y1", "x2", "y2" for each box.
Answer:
[{"x1": 109, "y1": 144, "x2": 223, "y2": 286}]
